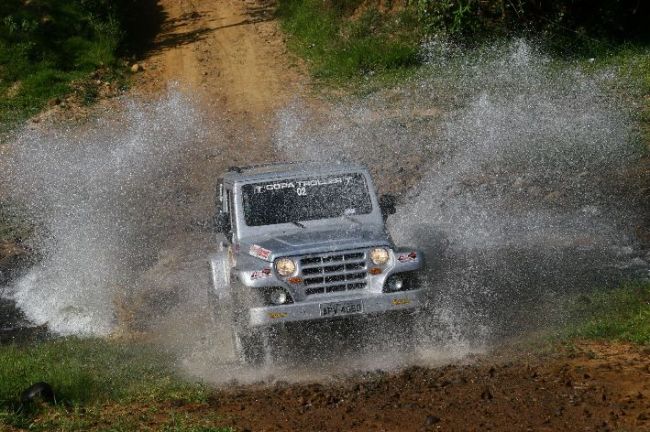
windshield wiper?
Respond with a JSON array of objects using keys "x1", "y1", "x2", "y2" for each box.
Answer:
[
  {"x1": 291, "y1": 221, "x2": 306, "y2": 229},
  {"x1": 343, "y1": 214, "x2": 361, "y2": 225}
]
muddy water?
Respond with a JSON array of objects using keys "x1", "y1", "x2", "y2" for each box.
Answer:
[{"x1": 0, "y1": 41, "x2": 647, "y2": 381}]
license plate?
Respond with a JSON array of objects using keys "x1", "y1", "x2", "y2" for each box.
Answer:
[{"x1": 319, "y1": 300, "x2": 363, "y2": 317}]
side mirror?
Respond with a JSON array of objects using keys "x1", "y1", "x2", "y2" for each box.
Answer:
[
  {"x1": 213, "y1": 211, "x2": 231, "y2": 234},
  {"x1": 379, "y1": 194, "x2": 397, "y2": 220}
]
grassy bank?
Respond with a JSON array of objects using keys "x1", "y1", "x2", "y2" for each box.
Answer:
[
  {"x1": 0, "y1": 0, "x2": 160, "y2": 131},
  {"x1": 0, "y1": 0, "x2": 162, "y2": 257},
  {"x1": 276, "y1": 0, "x2": 422, "y2": 82},
  {"x1": 0, "y1": 338, "x2": 233, "y2": 431},
  {"x1": 276, "y1": 0, "x2": 650, "y2": 86},
  {"x1": 568, "y1": 281, "x2": 650, "y2": 345}
]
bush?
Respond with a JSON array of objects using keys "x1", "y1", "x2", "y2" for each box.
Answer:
[
  {"x1": 415, "y1": 0, "x2": 650, "y2": 48},
  {"x1": 278, "y1": 0, "x2": 650, "y2": 83}
]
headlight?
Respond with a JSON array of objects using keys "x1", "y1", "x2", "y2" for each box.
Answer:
[
  {"x1": 275, "y1": 258, "x2": 296, "y2": 276},
  {"x1": 370, "y1": 248, "x2": 390, "y2": 265},
  {"x1": 269, "y1": 288, "x2": 288, "y2": 305},
  {"x1": 384, "y1": 275, "x2": 404, "y2": 292}
]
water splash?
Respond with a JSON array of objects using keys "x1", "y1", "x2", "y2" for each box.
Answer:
[
  {"x1": 2, "y1": 89, "x2": 208, "y2": 335},
  {"x1": 0, "y1": 39, "x2": 646, "y2": 379},
  {"x1": 275, "y1": 40, "x2": 647, "y2": 349}
]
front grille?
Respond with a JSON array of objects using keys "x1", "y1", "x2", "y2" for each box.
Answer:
[{"x1": 300, "y1": 251, "x2": 367, "y2": 296}]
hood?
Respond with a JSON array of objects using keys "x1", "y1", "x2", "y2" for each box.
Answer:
[{"x1": 241, "y1": 224, "x2": 391, "y2": 261}]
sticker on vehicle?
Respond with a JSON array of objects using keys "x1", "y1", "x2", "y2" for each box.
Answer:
[
  {"x1": 397, "y1": 252, "x2": 417, "y2": 263},
  {"x1": 249, "y1": 244, "x2": 271, "y2": 260},
  {"x1": 253, "y1": 177, "x2": 354, "y2": 195},
  {"x1": 392, "y1": 298, "x2": 411, "y2": 306},
  {"x1": 250, "y1": 268, "x2": 271, "y2": 280}
]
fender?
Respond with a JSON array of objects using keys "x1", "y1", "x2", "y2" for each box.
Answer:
[
  {"x1": 392, "y1": 248, "x2": 424, "y2": 272},
  {"x1": 208, "y1": 242, "x2": 231, "y2": 302}
]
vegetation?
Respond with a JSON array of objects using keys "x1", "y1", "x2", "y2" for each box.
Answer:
[
  {"x1": 276, "y1": 0, "x2": 422, "y2": 81},
  {"x1": 276, "y1": 0, "x2": 650, "y2": 82},
  {"x1": 569, "y1": 281, "x2": 650, "y2": 345},
  {"x1": 0, "y1": 0, "x2": 160, "y2": 130},
  {"x1": 414, "y1": 0, "x2": 649, "y2": 47},
  {"x1": 572, "y1": 45, "x2": 650, "y2": 150},
  {"x1": 0, "y1": 338, "x2": 233, "y2": 431}
]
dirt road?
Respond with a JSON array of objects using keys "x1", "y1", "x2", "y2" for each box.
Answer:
[
  {"x1": 125, "y1": 0, "x2": 309, "y2": 229},
  {"x1": 137, "y1": 0, "x2": 305, "y2": 130},
  {"x1": 193, "y1": 342, "x2": 650, "y2": 432}
]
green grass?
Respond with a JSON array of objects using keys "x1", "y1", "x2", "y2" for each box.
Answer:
[
  {"x1": 568, "y1": 281, "x2": 650, "y2": 345},
  {"x1": 0, "y1": 0, "x2": 150, "y2": 132},
  {"x1": 547, "y1": 43, "x2": 650, "y2": 151},
  {"x1": 276, "y1": 0, "x2": 423, "y2": 83},
  {"x1": 0, "y1": 338, "x2": 233, "y2": 431},
  {"x1": 0, "y1": 338, "x2": 208, "y2": 408},
  {"x1": 603, "y1": 47, "x2": 650, "y2": 148},
  {"x1": 555, "y1": 44, "x2": 649, "y2": 159},
  {"x1": 276, "y1": 0, "x2": 650, "y2": 94},
  {"x1": 608, "y1": 47, "x2": 650, "y2": 145}
]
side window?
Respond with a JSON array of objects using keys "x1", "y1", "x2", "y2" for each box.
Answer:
[
  {"x1": 214, "y1": 183, "x2": 234, "y2": 241},
  {"x1": 224, "y1": 188, "x2": 231, "y2": 214},
  {"x1": 226, "y1": 190, "x2": 234, "y2": 241},
  {"x1": 226, "y1": 190, "x2": 232, "y2": 214},
  {"x1": 216, "y1": 179, "x2": 228, "y2": 214}
]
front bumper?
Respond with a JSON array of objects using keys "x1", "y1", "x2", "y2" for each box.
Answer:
[{"x1": 248, "y1": 288, "x2": 425, "y2": 327}]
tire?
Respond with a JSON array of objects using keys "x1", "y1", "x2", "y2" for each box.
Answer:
[{"x1": 208, "y1": 244, "x2": 282, "y2": 366}]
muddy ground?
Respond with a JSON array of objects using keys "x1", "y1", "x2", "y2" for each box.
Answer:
[
  {"x1": 200, "y1": 342, "x2": 650, "y2": 432},
  {"x1": 11, "y1": 342, "x2": 642, "y2": 432},
  {"x1": 1, "y1": 0, "x2": 649, "y2": 430}
]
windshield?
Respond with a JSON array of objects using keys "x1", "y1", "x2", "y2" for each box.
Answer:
[{"x1": 241, "y1": 173, "x2": 373, "y2": 226}]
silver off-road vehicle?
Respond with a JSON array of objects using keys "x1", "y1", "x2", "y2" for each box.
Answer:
[{"x1": 208, "y1": 162, "x2": 425, "y2": 364}]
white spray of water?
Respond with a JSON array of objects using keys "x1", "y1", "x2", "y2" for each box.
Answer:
[
  {"x1": 0, "y1": 40, "x2": 645, "y2": 381},
  {"x1": 2, "y1": 90, "x2": 208, "y2": 335},
  {"x1": 274, "y1": 40, "x2": 647, "y2": 350},
  {"x1": 394, "y1": 40, "x2": 636, "y2": 246}
]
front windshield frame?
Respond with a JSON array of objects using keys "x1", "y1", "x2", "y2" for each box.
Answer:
[{"x1": 240, "y1": 172, "x2": 374, "y2": 227}]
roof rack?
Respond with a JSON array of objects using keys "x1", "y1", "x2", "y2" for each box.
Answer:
[
  {"x1": 235, "y1": 160, "x2": 324, "y2": 172},
  {"x1": 223, "y1": 161, "x2": 360, "y2": 179}
]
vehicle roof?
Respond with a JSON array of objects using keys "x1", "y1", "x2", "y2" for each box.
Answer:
[{"x1": 222, "y1": 161, "x2": 369, "y2": 184}]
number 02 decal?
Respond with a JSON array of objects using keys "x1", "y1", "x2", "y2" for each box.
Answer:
[{"x1": 296, "y1": 187, "x2": 307, "y2": 196}]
